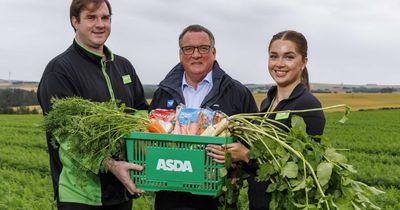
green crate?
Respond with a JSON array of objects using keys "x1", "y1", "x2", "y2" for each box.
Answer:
[{"x1": 125, "y1": 132, "x2": 233, "y2": 196}]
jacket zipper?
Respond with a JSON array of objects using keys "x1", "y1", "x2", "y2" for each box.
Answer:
[{"x1": 101, "y1": 60, "x2": 116, "y2": 101}]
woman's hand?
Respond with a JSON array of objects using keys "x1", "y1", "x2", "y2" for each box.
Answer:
[
  {"x1": 206, "y1": 142, "x2": 250, "y2": 163},
  {"x1": 226, "y1": 142, "x2": 250, "y2": 163},
  {"x1": 104, "y1": 159, "x2": 143, "y2": 195}
]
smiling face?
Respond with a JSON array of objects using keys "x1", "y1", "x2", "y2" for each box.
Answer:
[
  {"x1": 268, "y1": 39, "x2": 307, "y2": 88},
  {"x1": 71, "y1": 1, "x2": 111, "y2": 54},
  {"x1": 179, "y1": 31, "x2": 216, "y2": 85}
]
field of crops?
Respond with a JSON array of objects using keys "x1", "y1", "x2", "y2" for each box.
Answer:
[
  {"x1": 253, "y1": 93, "x2": 400, "y2": 111},
  {"x1": 0, "y1": 109, "x2": 399, "y2": 209}
]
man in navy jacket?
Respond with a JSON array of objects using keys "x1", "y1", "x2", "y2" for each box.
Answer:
[{"x1": 150, "y1": 24, "x2": 258, "y2": 210}]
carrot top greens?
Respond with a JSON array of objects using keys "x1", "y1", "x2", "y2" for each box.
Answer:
[{"x1": 42, "y1": 97, "x2": 149, "y2": 174}]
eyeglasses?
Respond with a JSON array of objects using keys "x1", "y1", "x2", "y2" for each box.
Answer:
[{"x1": 180, "y1": 45, "x2": 212, "y2": 55}]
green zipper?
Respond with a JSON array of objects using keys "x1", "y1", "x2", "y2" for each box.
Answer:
[
  {"x1": 74, "y1": 37, "x2": 116, "y2": 101},
  {"x1": 101, "y1": 59, "x2": 116, "y2": 102}
]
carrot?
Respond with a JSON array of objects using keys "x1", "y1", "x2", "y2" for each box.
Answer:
[
  {"x1": 148, "y1": 120, "x2": 166, "y2": 133},
  {"x1": 158, "y1": 120, "x2": 174, "y2": 133},
  {"x1": 188, "y1": 122, "x2": 200, "y2": 135},
  {"x1": 211, "y1": 118, "x2": 229, "y2": 136},
  {"x1": 180, "y1": 125, "x2": 188, "y2": 135},
  {"x1": 218, "y1": 130, "x2": 231, "y2": 137},
  {"x1": 172, "y1": 122, "x2": 181, "y2": 134},
  {"x1": 197, "y1": 127, "x2": 205, "y2": 135},
  {"x1": 201, "y1": 125, "x2": 216, "y2": 136}
]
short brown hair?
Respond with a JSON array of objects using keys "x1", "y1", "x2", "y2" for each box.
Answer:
[{"x1": 69, "y1": 0, "x2": 112, "y2": 30}]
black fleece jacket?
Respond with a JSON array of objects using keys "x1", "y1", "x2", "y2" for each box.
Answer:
[
  {"x1": 248, "y1": 83, "x2": 325, "y2": 210},
  {"x1": 260, "y1": 83, "x2": 325, "y2": 135},
  {"x1": 37, "y1": 39, "x2": 148, "y2": 206}
]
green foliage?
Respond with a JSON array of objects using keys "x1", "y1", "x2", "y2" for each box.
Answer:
[
  {"x1": 1, "y1": 109, "x2": 399, "y2": 209},
  {"x1": 325, "y1": 110, "x2": 400, "y2": 187},
  {"x1": 229, "y1": 112, "x2": 384, "y2": 209},
  {"x1": 218, "y1": 152, "x2": 245, "y2": 209},
  {"x1": 0, "y1": 115, "x2": 54, "y2": 210},
  {"x1": 0, "y1": 168, "x2": 55, "y2": 210},
  {"x1": 42, "y1": 97, "x2": 150, "y2": 174}
]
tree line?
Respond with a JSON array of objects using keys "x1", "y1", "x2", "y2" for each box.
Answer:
[
  {"x1": 0, "y1": 89, "x2": 39, "y2": 114},
  {"x1": 0, "y1": 86, "x2": 158, "y2": 114}
]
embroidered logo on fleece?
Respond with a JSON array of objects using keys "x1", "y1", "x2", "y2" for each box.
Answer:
[
  {"x1": 275, "y1": 112, "x2": 290, "y2": 120},
  {"x1": 167, "y1": 100, "x2": 174, "y2": 108},
  {"x1": 122, "y1": 75, "x2": 132, "y2": 84}
]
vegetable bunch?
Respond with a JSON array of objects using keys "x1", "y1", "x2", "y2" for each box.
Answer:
[
  {"x1": 43, "y1": 98, "x2": 383, "y2": 209},
  {"x1": 220, "y1": 108, "x2": 384, "y2": 210},
  {"x1": 42, "y1": 97, "x2": 149, "y2": 174}
]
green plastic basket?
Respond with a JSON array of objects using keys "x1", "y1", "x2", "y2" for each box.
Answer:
[{"x1": 125, "y1": 132, "x2": 233, "y2": 196}]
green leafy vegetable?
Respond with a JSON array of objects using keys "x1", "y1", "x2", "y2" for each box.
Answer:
[
  {"x1": 225, "y1": 105, "x2": 384, "y2": 210},
  {"x1": 42, "y1": 97, "x2": 150, "y2": 174}
]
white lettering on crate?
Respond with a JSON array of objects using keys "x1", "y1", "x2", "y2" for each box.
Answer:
[{"x1": 156, "y1": 159, "x2": 193, "y2": 172}]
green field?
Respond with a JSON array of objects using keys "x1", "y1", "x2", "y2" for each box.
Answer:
[
  {"x1": 253, "y1": 93, "x2": 400, "y2": 111},
  {"x1": 0, "y1": 110, "x2": 399, "y2": 209}
]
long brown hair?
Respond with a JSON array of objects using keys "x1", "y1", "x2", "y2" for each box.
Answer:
[{"x1": 268, "y1": 30, "x2": 310, "y2": 89}]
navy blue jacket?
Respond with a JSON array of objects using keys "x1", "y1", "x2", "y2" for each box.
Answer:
[
  {"x1": 150, "y1": 61, "x2": 258, "y2": 210},
  {"x1": 150, "y1": 61, "x2": 258, "y2": 116}
]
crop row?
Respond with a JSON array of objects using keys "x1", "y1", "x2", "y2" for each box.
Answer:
[
  {"x1": 324, "y1": 109, "x2": 400, "y2": 207},
  {"x1": 0, "y1": 144, "x2": 49, "y2": 174},
  {"x1": 0, "y1": 168, "x2": 54, "y2": 210},
  {"x1": 0, "y1": 110, "x2": 399, "y2": 209}
]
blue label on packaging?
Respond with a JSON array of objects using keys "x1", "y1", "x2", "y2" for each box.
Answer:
[{"x1": 167, "y1": 100, "x2": 174, "y2": 108}]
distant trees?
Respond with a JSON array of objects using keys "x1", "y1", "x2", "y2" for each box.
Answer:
[
  {"x1": 143, "y1": 86, "x2": 158, "y2": 99},
  {"x1": 380, "y1": 88, "x2": 393, "y2": 93},
  {"x1": 0, "y1": 89, "x2": 39, "y2": 114},
  {"x1": 347, "y1": 87, "x2": 395, "y2": 93},
  {"x1": 311, "y1": 89, "x2": 332, "y2": 93}
]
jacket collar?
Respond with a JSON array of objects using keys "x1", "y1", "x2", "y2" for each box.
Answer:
[
  {"x1": 261, "y1": 83, "x2": 307, "y2": 111},
  {"x1": 159, "y1": 61, "x2": 231, "y2": 106},
  {"x1": 73, "y1": 38, "x2": 114, "y2": 64},
  {"x1": 182, "y1": 70, "x2": 213, "y2": 90},
  {"x1": 271, "y1": 83, "x2": 307, "y2": 100}
]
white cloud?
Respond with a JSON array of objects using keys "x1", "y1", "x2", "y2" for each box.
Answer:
[{"x1": 0, "y1": 0, "x2": 399, "y2": 85}]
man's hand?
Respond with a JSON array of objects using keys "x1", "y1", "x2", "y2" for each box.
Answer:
[
  {"x1": 206, "y1": 144, "x2": 226, "y2": 163},
  {"x1": 105, "y1": 159, "x2": 143, "y2": 195},
  {"x1": 206, "y1": 142, "x2": 250, "y2": 163}
]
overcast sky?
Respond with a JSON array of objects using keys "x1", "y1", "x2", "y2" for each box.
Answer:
[{"x1": 1, "y1": 0, "x2": 399, "y2": 85}]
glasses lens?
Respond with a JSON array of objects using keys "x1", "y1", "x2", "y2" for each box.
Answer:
[
  {"x1": 198, "y1": 45, "x2": 211, "y2": 54},
  {"x1": 182, "y1": 46, "x2": 194, "y2": 55},
  {"x1": 181, "y1": 45, "x2": 211, "y2": 54}
]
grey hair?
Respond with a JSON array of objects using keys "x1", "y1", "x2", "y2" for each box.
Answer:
[{"x1": 178, "y1": 24, "x2": 215, "y2": 47}]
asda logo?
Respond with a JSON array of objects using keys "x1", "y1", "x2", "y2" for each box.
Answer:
[{"x1": 156, "y1": 159, "x2": 193, "y2": 172}]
